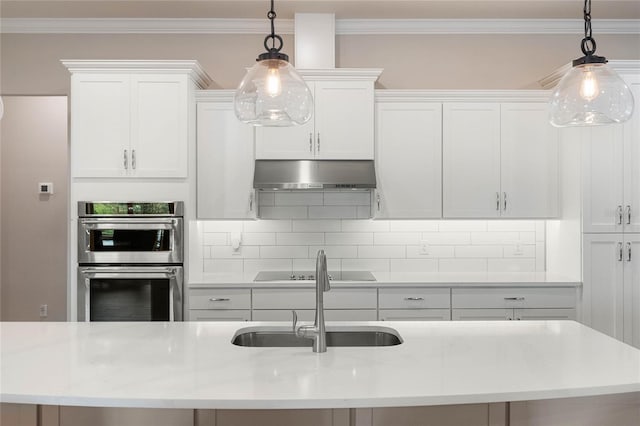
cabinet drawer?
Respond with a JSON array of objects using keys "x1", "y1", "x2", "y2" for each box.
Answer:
[
  {"x1": 451, "y1": 287, "x2": 576, "y2": 309},
  {"x1": 189, "y1": 309, "x2": 251, "y2": 321},
  {"x1": 379, "y1": 288, "x2": 450, "y2": 309},
  {"x1": 253, "y1": 309, "x2": 378, "y2": 321},
  {"x1": 379, "y1": 309, "x2": 451, "y2": 321},
  {"x1": 252, "y1": 288, "x2": 377, "y2": 309},
  {"x1": 189, "y1": 289, "x2": 251, "y2": 310}
]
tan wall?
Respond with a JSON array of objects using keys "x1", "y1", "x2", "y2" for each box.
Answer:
[
  {"x1": 0, "y1": 96, "x2": 68, "y2": 321},
  {"x1": 1, "y1": 33, "x2": 639, "y2": 94}
]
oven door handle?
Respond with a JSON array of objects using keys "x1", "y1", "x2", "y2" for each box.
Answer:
[
  {"x1": 80, "y1": 218, "x2": 179, "y2": 227},
  {"x1": 80, "y1": 267, "x2": 179, "y2": 278}
]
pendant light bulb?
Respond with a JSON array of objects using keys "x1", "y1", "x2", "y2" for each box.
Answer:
[
  {"x1": 234, "y1": 0, "x2": 313, "y2": 127},
  {"x1": 548, "y1": 0, "x2": 634, "y2": 127}
]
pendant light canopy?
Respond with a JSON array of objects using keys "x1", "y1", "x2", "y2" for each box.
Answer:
[
  {"x1": 549, "y1": 0, "x2": 634, "y2": 127},
  {"x1": 234, "y1": 0, "x2": 313, "y2": 127}
]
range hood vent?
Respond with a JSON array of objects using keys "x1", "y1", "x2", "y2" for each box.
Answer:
[{"x1": 253, "y1": 160, "x2": 376, "y2": 190}]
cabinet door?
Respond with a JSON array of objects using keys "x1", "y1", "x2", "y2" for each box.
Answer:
[
  {"x1": 130, "y1": 75, "x2": 188, "y2": 177},
  {"x1": 379, "y1": 309, "x2": 450, "y2": 321},
  {"x1": 443, "y1": 103, "x2": 501, "y2": 218},
  {"x1": 582, "y1": 234, "x2": 625, "y2": 339},
  {"x1": 582, "y1": 126, "x2": 625, "y2": 233},
  {"x1": 189, "y1": 310, "x2": 251, "y2": 321},
  {"x1": 624, "y1": 235, "x2": 640, "y2": 348},
  {"x1": 623, "y1": 75, "x2": 640, "y2": 233},
  {"x1": 314, "y1": 81, "x2": 374, "y2": 159},
  {"x1": 70, "y1": 74, "x2": 130, "y2": 177},
  {"x1": 515, "y1": 308, "x2": 576, "y2": 320},
  {"x1": 255, "y1": 85, "x2": 316, "y2": 160},
  {"x1": 500, "y1": 103, "x2": 558, "y2": 218},
  {"x1": 197, "y1": 101, "x2": 256, "y2": 219},
  {"x1": 452, "y1": 308, "x2": 513, "y2": 321},
  {"x1": 375, "y1": 102, "x2": 442, "y2": 218}
]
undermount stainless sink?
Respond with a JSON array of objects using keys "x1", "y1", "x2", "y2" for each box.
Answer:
[{"x1": 231, "y1": 326, "x2": 403, "y2": 348}]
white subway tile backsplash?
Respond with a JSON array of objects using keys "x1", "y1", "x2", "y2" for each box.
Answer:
[
  {"x1": 374, "y1": 232, "x2": 421, "y2": 245},
  {"x1": 308, "y1": 245, "x2": 358, "y2": 259},
  {"x1": 244, "y1": 259, "x2": 293, "y2": 276},
  {"x1": 243, "y1": 220, "x2": 292, "y2": 233},
  {"x1": 439, "y1": 221, "x2": 487, "y2": 232},
  {"x1": 535, "y1": 242, "x2": 546, "y2": 271},
  {"x1": 203, "y1": 259, "x2": 244, "y2": 274},
  {"x1": 519, "y1": 232, "x2": 536, "y2": 244},
  {"x1": 406, "y1": 245, "x2": 455, "y2": 258},
  {"x1": 536, "y1": 222, "x2": 546, "y2": 242},
  {"x1": 488, "y1": 258, "x2": 536, "y2": 272},
  {"x1": 242, "y1": 232, "x2": 276, "y2": 246},
  {"x1": 325, "y1": 232, "x2": 373, "y2": 245},
  {"x1": 470, "y1": 232, "x2": 519, "y2": 245},
  {"x1": 390, "y1": 259, "x2": 438, "y2": 273},
  {"x1": 342, "y1": 258, "x2": 390, "y2": 272},
  {"x1": 487, "y1": 220, "x2": 535, "y2": 232},
  {"x1": 309, "y1": 206, "x2": 358, "y2": 219},
  {"x1": 293, "y1": 258, "x2": 341, "y2": 273},
  {"x1": 275, "y1": 191, "x2": 324, "y2": 206},
  {"x1": 203, "y1": 233, "x2": 228, "y2": 246},
  {"x1": 439, "y1": 259, "x2": 488, "y2": 272},
  {"x1": 258, "y1": 192, "x2": 275, "y2": 206},
  {"x1": 203, "y1": 221, "x2": 243, "y2": 233},
  {"x1": 358, "y1": 245, "x2": 406, "y2": 258},
  {"x1": 259, "y1": 206, "x2": 308, "y2": 219},
  {"x1": 421, "y1": 232, "x2": 471, "y2": 245},
  {"x1": 211, "y1": 246, "x2": 260, "y2": 259},
  {"x1": 292, "y1": 220, "x2": 341, "y2": 232},
  {"x1": 260, "y1": 245, "x2": 309, "y2": 259},
  {"x1": 323, "y1": 191, "x2": 371, "y2": 206},
  {"x1": 389, "y1": 221, "x2": 439, "y2": 232},
  {"x1": 342, "y1": 220, "x2": 390, "y2": 232},
  {"x1": 277, "y1": 232, "x2": 324, "y2": 246},
  {"x1": 503, "y1": 245, "x2": 536, "y2": 258},
  {"x1": 455, "y1": 245, "x2": 503, "y2": 258}
]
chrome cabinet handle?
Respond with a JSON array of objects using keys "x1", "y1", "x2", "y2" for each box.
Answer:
[
  {"x1": 504, "y1": 297, "x2": 525, "y2": 301},
  {"x1": 496, "y1": 192, "x2": 500, "y2": 211},
  {"x1": 123, "y1": 149, "x2": 128, "y2": 169},
  {"x1": 618, "y1": 242, "x2": 623, "y2": 261},
  {"x1": 617, "y1": 205, "x2": 623, "y2": 225},
  {"x1": 309, "y1": 133, "x2": 313, "y2": 153},
  {"x1": 503, "y1": 192, "x2": 507, "y2": 211},
  {"x1": 626, "y1": 205, "x2": 632, "y2": 225},
  {"x1": 317, "y1": 133, "x2": 320, "y2": 153},
  {"x1": 209, "y1": 298, "x2": 230, "y2": 302},
  {"x1": 404, "y1": 297, "x2": 425, "y2": 301},
  {"x1": 132, "y1": 149, "x2": 136, "y2": 170},
  {"x1": 627, "y1": 242, "x2": 632, "y2": 262},
  {"x1": 377, "y1": 193, "x2": 381, "y2": 211},
  {"x1": 249, "y1": 192, "x2": 254, "y2": 211}
]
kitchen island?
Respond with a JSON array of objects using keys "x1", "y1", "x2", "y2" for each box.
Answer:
[{"x1": 1, "y1": 320, "x2": 639, "y2": 425}]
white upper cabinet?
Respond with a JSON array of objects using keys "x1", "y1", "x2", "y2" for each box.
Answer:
[
  {"x1": 443, "y1": 103, "x2": 501, "y2": 218},
  {"x1": 443, "y1": 101, "x2": 558, "y2": 218},
  {"x1": 375, "y1": 100, "x2": 442, "y2": 218},
  {"x1": 64, "y1": 60, "x2": 210, "y2": 178},
  {"x1": 196, "y1": 93, "x2": 256, "y2": 219},
  {"x1": 256, "y1": 70, "x2": 381, "y2": 160},
  {"x1": 582, "y1": 74, "x2": 640, "y2": 233}
]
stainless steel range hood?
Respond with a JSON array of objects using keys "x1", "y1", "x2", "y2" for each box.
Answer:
[{"x1": 253, "y1": 160, "x2": 376, "y2": 190}]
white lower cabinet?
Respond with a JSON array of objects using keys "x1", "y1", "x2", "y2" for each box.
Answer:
[
  {"x1": 451, "y1": 287, "x2": 577, "y2": 321},
  {"x1": 253, "y1": 309, "x2": 378, "y2": 321},
  {"x1": 378, "y1": 287, "x2": 451, "y2": 321},
  {"x1": 189, "y1": 310, "x2": 251, "y2": 321},
  {"x1": 379, "y1": 309, "x2": 451, "y2": 321},
  {"x1": 188, "y1": 289, "x2": 251, "y2": 321}
]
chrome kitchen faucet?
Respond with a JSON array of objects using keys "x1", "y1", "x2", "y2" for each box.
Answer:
[{"x1": 292, "y1": 249, "x2": 331, "y2": 353}]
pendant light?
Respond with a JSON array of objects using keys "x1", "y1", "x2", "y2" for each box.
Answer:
[
  {"x1": 234, "y1": 0, "x2": 313, "y2": 127},
  {"x1": 549, "y1": 0, "x2": 634, "y2": 127}
]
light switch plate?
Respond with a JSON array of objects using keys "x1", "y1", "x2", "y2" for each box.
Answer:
[{"x1": 38, "y1": 182, "x2": 53, "y2": 194}]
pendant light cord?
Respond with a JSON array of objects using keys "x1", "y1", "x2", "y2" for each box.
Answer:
[
  {"x1": 581, "y1": 0, "x2": 597, "y2": 56},
  {"x1": 263, "y1": 0, "x2": 283, "y2": 54}
]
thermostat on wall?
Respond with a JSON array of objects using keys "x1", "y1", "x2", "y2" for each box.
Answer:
[{"x1": 38, "y1": 182, "x2": 54, "y2": 194}]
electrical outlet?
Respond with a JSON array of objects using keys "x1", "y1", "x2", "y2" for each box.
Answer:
[
  {"x1": 419, "y1": 240, "x2": 430, "y2": 255},
  {"x1": 39, "y1": 304, "x2": 48, "y2": 318},
  {"x1": 513, "y1": 244, "x2": 524, "y2": 256}
]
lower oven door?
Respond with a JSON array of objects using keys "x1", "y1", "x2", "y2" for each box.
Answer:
[{"x1": 77, "y1": 266, "x2": 183, "y2": 322}]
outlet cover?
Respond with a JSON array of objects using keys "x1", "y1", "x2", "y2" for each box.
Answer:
[{"x1": 419, "y1": 240, "x2": 430, "y2": 255}]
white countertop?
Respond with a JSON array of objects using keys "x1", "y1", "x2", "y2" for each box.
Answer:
[
  {"x1": 189, "y1": 271, "x2": 581, "y2": 288},
  {"x1": 1, "y1": 321, "x2": 637, "y2": 409}
]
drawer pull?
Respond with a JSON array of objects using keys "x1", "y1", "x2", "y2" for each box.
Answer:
[
  {"x1": 209, "y1": 298, "x2": 230, "y2": 302},
  {"x1": 404, "y1": 297, "x2": 425, "y2": 301},
  {"x1": 504, "y1": 297, "x2": 525, "y2": 301}
]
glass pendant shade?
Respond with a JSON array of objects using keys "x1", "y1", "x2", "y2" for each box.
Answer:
[
  {"x1": 235, "y1": 59, "x2": 313, "y2": 127},
  {"x1": 549, "y1": 62, "x2": 634, "y2": 127}
]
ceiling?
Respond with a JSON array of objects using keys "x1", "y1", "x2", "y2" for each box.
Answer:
[{"x1": 2, "y1": 0, "x2": 640, "y2": 20}]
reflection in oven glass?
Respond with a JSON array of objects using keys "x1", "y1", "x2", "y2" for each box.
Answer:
[
  {"x1": 89, "y1": 229, "x2": 169, "y2": 252},
  {"x1": 90, "y1": 279, "x2": 170, "y2": 321}
]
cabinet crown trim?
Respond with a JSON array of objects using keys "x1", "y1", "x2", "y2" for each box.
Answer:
[
  {"x1": 61, "y1": 59, "x2": 212, "y2": 88},
  {"x1": 297, "y1": 68, "x2": 383, "y2": 81},
  {"x1": 375, "y1": 90, "x2": 552, "y2": 102}
]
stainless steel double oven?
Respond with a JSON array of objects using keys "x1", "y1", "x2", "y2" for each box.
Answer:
[{"x1": 77, "y1": 201, "x2": 184, "y2": 321}]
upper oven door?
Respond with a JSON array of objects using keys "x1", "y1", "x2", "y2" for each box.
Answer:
[{"x1": 78, "y1": 217, "x2": 183, "y2": 264}]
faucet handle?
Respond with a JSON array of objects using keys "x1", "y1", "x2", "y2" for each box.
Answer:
[{"x1": 292, "y1": 310, "x2": 304, "y2": 337}]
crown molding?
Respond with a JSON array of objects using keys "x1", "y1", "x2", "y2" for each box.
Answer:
[
  {"x1": 538, "y1": 59, "x2": 640, "y2": 89},
  {"x1": 196, "y1": 90, "x2": 236, "y2": 103},
  {"x1": 61, "y1": 60, "x2": 212, "y2": 88},
  {"x1": 298, "y1": 68, "x2": 383, "y2": 81},
  {"x1": 375, "y1": 90, "x2": 552, "y2": 103},
  {"x1": 3, "y1": 18, "x2": 639, "y2": 35}
]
